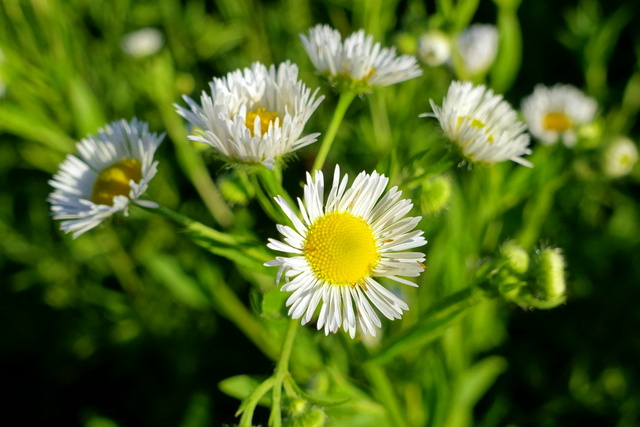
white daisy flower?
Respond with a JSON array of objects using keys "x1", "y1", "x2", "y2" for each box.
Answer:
[
  {"x1": 521, "y1": 84, "x2": 598, "y2": 147},
  {"x1": 175, "y1": 61, "x2": 323, "y2": 170},
  {"x1": 265, "y1": 166, "x2": 427, "y2": 338},
  {"x1": 418, "y1": 30, "x2": 452, "y2": 67},
  {"x1": 424, "y1": 80, "x2": 532, "y2": 167},
  {"x1": 121, "y1": 28, "x2": 164, "y2": 57},
  {"x1": 48, "y1": 119, "x2": 164, "y2": 238},
  {"x1": 300, "y1": 24, "x2": 422, "y2": 93},
  {"x1": 454, "y1": 24, "x2": 499, "y2": 77},
  {"x1": 603, "y1": 137, "x2": 638, "y2": 178}
]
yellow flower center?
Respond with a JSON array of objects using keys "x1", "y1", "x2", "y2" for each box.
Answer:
[
  {"x1": 245, "y1": 108, "x2": 280, "y2": 136},
  {"x1": 543, "y1": 112, "x2": 572, "y2": 132},
  {"x1": 457, "y1": 116, "x2": 494, "y2": 142},
  {"x1": 304, "y1": 211, "x2": 380, "y2": 286},
  {"x1": 91, "y1": 158, "x2": 142, "y2": 206}
]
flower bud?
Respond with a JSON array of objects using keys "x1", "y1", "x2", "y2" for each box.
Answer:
[
  {"x1": 603, "y1": 136, "x2": 638, "y2": 178},
  {"x1": 500, "y1": 240, "x2": 529, "y2": 275},
  {"x1": 420, "y1": 175, "x2": 451, "y2": 215},
  {"x1": 534, "y1": 247, "x2": 566, "y2": 303},
  {"x1": 418, "y1": 31, "x2": 452, "y2": 67},
  {"x1": 284, "y1": 400, "x2": 326, "y2": 427}
]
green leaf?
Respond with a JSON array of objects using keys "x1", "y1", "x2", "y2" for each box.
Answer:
[
  {"x1": 142, "y1": 252, "x2": 210, "y2": 308},
  {"x1": 219, "y1": 375, "x2": 272, "y2": 407}
]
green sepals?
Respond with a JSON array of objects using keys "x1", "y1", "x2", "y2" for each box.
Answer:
[
  {"x1": 283, "y1": 399, "x2": 327, "y2": 427},
  {"x1": 219, "y1": 174, "x2": 255, "y2": 205},
  {"x1": 487, "y1": 241, "x2": 567, "y2": 310}
]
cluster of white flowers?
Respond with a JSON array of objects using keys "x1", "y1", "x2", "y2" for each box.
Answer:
[{"x1": 47, "y1": 21, "x2": 605, "y2": 338}]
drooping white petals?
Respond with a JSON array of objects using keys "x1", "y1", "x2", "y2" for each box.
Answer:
[
  {"x1": 48, "y1": 119, "x2": 164, "y2": 238},
  {"x1": 175, "y1": 61, "x2": 323, "y2": 168},
  {"x1": 300, "y1": 24, "x2": 422, "y2": 92},
  {"x1": 425, "y1": 80, "x2": 532, "y2": 167}
]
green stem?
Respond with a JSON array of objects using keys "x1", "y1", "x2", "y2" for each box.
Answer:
[
  {"x1": 143, "y1": 203, "x2": 240, "y2": 246},
  {"x1": 364, "y1": 363, "x2": 409, "y2": 427},
  {"x1": 238, "y1": 377, "x2": 277, "y2": 427},
  {"x1": 312, "y1": 91, "x2": 357, "y2": 172},
  {"x1": 137, "y1": 203, "x2": 280, "y2": 360},
  {"x1": 257, "y1": 166, "x2": 296, "y2": 213},
  {"x1": 269, "y1": 319, "x2": 300, "y2": 427}
]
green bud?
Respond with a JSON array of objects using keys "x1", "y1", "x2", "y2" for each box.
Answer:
[
  {"x1": 218, "y1": 175, "x2": 253, "y2": 205},
  {"x1": 420, "y1": 175, "x2": 451, "y2": 215},
  {"x1": 535, "y1": 248, "x2": 566, "y2": 302},
  {"x1": 500, "y1": 240, "x2": 529, "y2": 275},
  {"x1": 283, "y1": 405, "x2": 326, "y2": 427}
]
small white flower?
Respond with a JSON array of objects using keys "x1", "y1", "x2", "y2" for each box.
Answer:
[
  {"x1": 300, "y1": 24, "x2": 422, "y2": 92},
  {"x1": 121, "y1": 28, "x2": 164, "y2": 57},
  {"x1": 603, "y1": 137, "x2": 638, "y2": 178},
  {"x1": 418, "y1": 30, "x2": 452, "y2": 67},
  {"x1": 266, "y1": 165, "x2": 427, "y2": 338},
  {"x1": 424, "y1": 80, "x2": 532, "y2": 167},
  {"x1": 176, "y1": 61, "x2": 323, "y2": 169},
  {"x1": 455, "y1": 24, "x2": 499, "y2": 77},
  {"x1": 48, "y1": 119, "x2": 164, "y2": 238},
  {"x1": 521, "y1": 84, "x2": 598, "y2": 147}
]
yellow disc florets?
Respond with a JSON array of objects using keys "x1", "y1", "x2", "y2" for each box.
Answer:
[
  {"x1": 543, "y1": 112, "x2": 572, "y2": 132},
  {"x1": 91, "y1": 158, "x2": 142, "y2": 206},
  {"x1": 245, "y1": 107, "x2": 280, "y2": 136},
  {"x1": 304, "y1": 211, "x2": 380, "y2": 286}
]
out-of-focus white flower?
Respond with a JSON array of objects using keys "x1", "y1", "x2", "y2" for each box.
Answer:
[
  {"x1": 121, "y1": 28, "x2": 164, "y2": 57},
  {"x1": 423, "y1": 80, "x2": 532, "y2": 167},
  {"x1": 454, "y1": 24, "x2": 499, "y2": 77},
  {"x1": 521, "y1": 84, "x2": 598, "y2": 147},
  {"x1": 603, "y1": 137, "x2": 638, "y2": 178},
  {"x1": 175, "y1": 61, "x2": 323, "y2": 169},
  {"x1": 266, "y1": 165, "x2": 427, "y2": 338},
  {"x1": 300, "y1": 24, "x2": 422, "y2": 93},
  {"x1": 418, "y1": 30, "x2": 452, "y2": 67},
  {"x1": 48, "y1": 119, "x2": 164, "y2": 238}
]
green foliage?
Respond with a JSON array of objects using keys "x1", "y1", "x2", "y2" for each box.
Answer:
[{"x1": 2, "y1": 0, "x2": 640, "y2": 426}]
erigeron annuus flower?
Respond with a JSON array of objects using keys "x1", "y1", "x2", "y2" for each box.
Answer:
[
  {"x1": 265, "y1": 166, "x2": 427, "y2": 338},
  {"x1": 300, "y1": 24, "x2": 422, "y2": 92},
  {"x1": 521, "y1": 84, "x2": 598, "y2": 147},
  {"x1": 454, "y1": 24, "x2": 499, "y2": 77},
  {"x1": 418, "y1": 30, "x2": 452, "y2": 67},
  {"x1": 603, "y1": 137, "x2": 638, "y2": 178},
  {"x1": 424, "y1": 80, "x2": 532, "y2": 167},
  {"x1": 48, "y1": 118, "x2": 164, "y2": 238},
  {"x1": 121, "y1": 28, "x2": 164, "y2": 57},
  {"x1": 175, "y1": 61, "x2": 323, "y2": 169}
]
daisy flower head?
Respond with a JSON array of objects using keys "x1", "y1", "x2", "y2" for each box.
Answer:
[
  {"x1": 521, "y1": 84, "x2": 598, "y2": 147},
  {"x1": 48, "y1": 118, "x2": 164, "y2": 238},
  {"x1": 424, "y1": 80, "x2": 532, "y2": 167},
  {"x1": 300, "y1": 24, "x2": 422, "y2": 93},
  {"x1": 266, "y1": 165, "x2": 427, "y2": 338},
  {"x1": 175, "y1": 61, "x2": 323, "y2": 170},
  {"x1": 603, "y1": 136, "x2": 638, "y2": 178},
  {"x1": 418, "y1": 30, "x2": 452, "y2": 67},
  {"x1": 454, "y1": 24, "x2": 499, "y2": 78}
]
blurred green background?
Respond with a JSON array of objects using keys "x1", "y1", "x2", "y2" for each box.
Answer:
[{"x1": 1, "y1": 0, "x2": 640, "y2": 426}]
